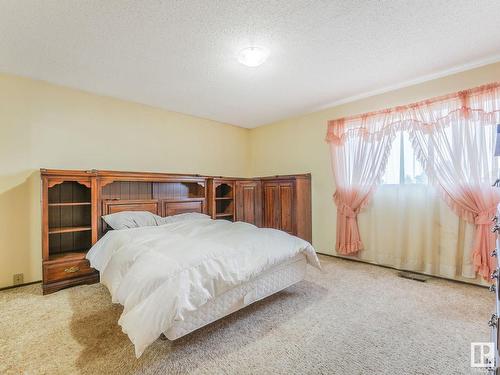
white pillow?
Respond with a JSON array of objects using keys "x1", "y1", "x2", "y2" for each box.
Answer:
[
  {"x1": 102, "y1": 211, "x2": 163, "y2": 230},
  {"x1": 160, "y1": 212, "x2": 211, "y2": 224}
]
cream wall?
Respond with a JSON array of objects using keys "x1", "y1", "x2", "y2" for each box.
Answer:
[
  {"x1": 0, "y1": 74, "x2": 250, "y2": 288},
  {"x1": 249, "y1": 62, "x2": 500, "y2": 257},
  {"x1": 3, "y1": 62, "x2": 500, "y2": 289}
]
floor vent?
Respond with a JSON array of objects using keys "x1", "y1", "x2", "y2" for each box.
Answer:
[{"x1": 398, "y1": 271, "x2": 429, "y2": 282}]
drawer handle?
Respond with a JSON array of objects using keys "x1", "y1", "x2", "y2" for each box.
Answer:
[{"x1": 64, "y1": 266, "x2": 80, "y2": 273}]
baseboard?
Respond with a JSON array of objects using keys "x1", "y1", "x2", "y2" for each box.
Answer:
[
  {"x1": 0, "y1": 280, "x2": 41, "y2": 292},
  {"x1": 316, "y1": 251, "x2": 488, "y2": 288}
]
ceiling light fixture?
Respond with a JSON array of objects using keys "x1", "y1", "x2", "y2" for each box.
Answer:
[{"x1": 237, "y1": 46, "x2": 269, "y2": 67}]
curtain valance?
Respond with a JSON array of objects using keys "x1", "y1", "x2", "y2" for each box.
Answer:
[{"x1": 326, "y1": 82, "x2": 500, "y2": 144}]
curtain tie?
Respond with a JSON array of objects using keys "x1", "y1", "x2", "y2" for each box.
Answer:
[
  {"x1": 339, "y1": 204, "x2": 357, "y2": 219},
  {"x1": 475, "y1": 211, "x2": 493, "y2": 225}
]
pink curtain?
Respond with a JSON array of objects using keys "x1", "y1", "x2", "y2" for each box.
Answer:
[
  {"x1": 326, "y1": 83, "x2": 500, "y2": 278},
  {"x1": 326, "y1": 118, "x2": 396, "y2": 254},
  {"x1": 408, "y1": 85, "x2": 500, "y2": 279}
]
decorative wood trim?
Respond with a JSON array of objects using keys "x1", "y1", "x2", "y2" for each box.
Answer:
[
  {"x1": 102, "y1": 199, "x2": 159, "y2": 211},
  {"x1": 47, "y1": 179, "x2": 91, "y2": 189},
  {"x1": 260, "y1": 173, "x2": 311, "y2": 180},
  {"x1": 42, "y1": 273, "x2": 99, "y2": 294},
  {"x1": 91, "y1": 177, "x2": 98, "y2": 244},
  {"x1": 41, "y1": 176, "x2": 49, "y2": 261},
  {"x1": 95, "y1": 170, "x2": 206, "y2": 183}
]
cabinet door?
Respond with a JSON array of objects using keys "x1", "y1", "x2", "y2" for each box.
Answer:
[
  {"x1": 262, "y1": 182, "x2": 281, "y2": 229},
  {"x1": 235, "y1": 181, "x2": 262, "y2": 226},
  {"x1": 278, "y1": 182, "x2": 295, "y2": 234}
]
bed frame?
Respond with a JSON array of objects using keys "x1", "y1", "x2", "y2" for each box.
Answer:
[{"x1": 41, "y1": 169, "x2": 311, "y2": 294}]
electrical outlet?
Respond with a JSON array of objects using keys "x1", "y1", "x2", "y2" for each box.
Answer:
[{"x1": 13, "y1": 273, "x2": 24, "y2": 285}]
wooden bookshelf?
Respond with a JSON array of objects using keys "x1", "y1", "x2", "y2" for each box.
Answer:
[
  {"x1": 42, "y1": 174, "x2": 99, "y2": 294},
  {"x1": 208, "y1": 179, "x2": 235, "y2": 221}
]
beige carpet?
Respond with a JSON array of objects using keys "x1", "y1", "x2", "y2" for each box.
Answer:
[{"x1": 0, "y1": 255, "x2": 491, "y2": 374}]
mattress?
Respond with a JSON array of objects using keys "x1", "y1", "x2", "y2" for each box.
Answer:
[{"x1": 164, "y1": 253, "x2": 307, "y2": 340}]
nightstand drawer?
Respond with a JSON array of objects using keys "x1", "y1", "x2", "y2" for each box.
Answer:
[{"x1": 44, "y1": 259, "x2": 95, "y2": 283}]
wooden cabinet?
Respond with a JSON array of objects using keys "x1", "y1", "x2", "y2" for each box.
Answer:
[
  {"x1": 209, "y1": 175, "x2": 311, "y2": 242},
  {"x1": 262, "y1": 175, "x2": 311, "y2": 243},
  {"x1": 235, "y1": 180, "x2": 262, "y2": 226}
]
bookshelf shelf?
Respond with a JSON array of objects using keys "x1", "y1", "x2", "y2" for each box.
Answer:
[
  {"x1": 48, "y1": 226, "x2": 92, "y2": 234},
  {"x1": 215, "y1": 213, "x2": 234, "y2": 218},
  {"x1": 48, "y1": 202, "x2": 91, "y2": 207}
]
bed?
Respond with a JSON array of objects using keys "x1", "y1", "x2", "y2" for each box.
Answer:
[{"x1": 86, "y1": 211, "x2": 320, "y2": 358}]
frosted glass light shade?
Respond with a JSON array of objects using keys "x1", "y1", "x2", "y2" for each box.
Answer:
[{"x1": 237, "y1": 46, "x2": 269, "y2": 67}]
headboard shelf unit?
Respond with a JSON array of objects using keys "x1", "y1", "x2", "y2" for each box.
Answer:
[
  {"x1": 98, "y1": 175, "x2": 208, "y2": 233},
  {"x1": 40, "y1": 169, "x2": 311, "y2": 294}
]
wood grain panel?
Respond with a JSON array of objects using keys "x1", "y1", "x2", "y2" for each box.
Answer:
[
  {"x1": 263, "y1": 182, "x2": 280, "y2": 229},
  {"x1": 279, "y1": 182, "x2": 294, "y2": 234},
  {"x1": 101, "y1": 181, "x2": 153, "y2": 200},
  {"x1": 235, "y1": 180, "x2": 262, "y2": 226},
  {"x1": 163, "y1": 200, "x2": 204, "y2": 217},
  {"x1": 242, "y1": 188, "x2": 255, "y2": 223},
  {"x1": 102, "y1": 200, "x2": 159, "y2": 215},
  {"x1": 295, "y1": 177, "x2": 312, "y2": 243},
  {"x1": 153, "y1": 182, "x2": 205, "y2": 200}
]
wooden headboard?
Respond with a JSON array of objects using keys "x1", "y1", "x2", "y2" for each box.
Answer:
[
  {"x1": 102, "y1": 198, "x2": 205, "y2": 217},
  {"x1": 97, "y1": 171, "x2": 207, "y2": 236},
  {"x1": 102, "y1": 199, "x2": 160, "y2": 215},
  {"x1": 101, "y1": 198, "x2": 205, "y2": 232}
]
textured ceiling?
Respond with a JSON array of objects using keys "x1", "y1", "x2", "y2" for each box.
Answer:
[{"x1": 1, "y1": 1, "x2": 500, "y2": 128}]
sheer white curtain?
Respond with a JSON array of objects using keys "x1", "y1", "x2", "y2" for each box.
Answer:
[
  {"x1": 355, "y1": 130, "x2": 481, "y2": 283},
  {"x1": 357, "y1": 184, "x2": 480, "y2": 282}
]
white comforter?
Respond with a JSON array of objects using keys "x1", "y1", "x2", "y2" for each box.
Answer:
[{"x1": 87, "y1": 217, "x2": 320, "y2": 357}]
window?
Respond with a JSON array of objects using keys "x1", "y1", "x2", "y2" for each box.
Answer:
[{"x1": 381, "y1": 130, "x2": 428, "y2": 185}]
